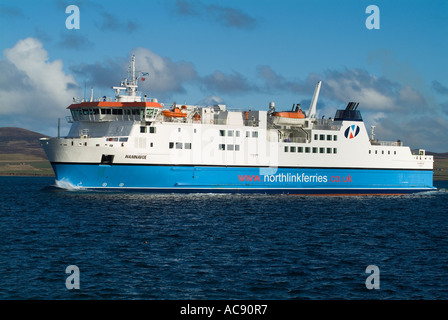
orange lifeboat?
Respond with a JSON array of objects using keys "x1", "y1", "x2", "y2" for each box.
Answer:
[
  {"x1": 271, "y1": 105, "x2": 306, "y2": 125},
  {"x1": 272, "y1": 109, "x2": 305, "y2": 119},
  {"x1": 162, "y1": 107, "x2": 187, "y2": 118}
]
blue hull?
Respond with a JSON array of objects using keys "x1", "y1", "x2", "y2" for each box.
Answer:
[{"x1": 51, "y1": 163, "x2": 435, "y2": 194}]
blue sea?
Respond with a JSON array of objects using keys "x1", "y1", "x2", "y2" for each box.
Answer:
[{"x1": 1, "y1": 176, "x2": 447, "y2": 300}]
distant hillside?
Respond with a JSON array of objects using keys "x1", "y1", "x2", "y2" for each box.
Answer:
[
  {"x1": 0, "y1": 127, "x2": 49, "y2": 159},
  {"x1": 427, "y1": 152, "x2": 448, "y2": 159},
  {"x1": 0, "y1": 127, "x2": 54, "y2": 176},
  {"x1": 428, "y1": 152, "x2": 448, "y2": 181}
]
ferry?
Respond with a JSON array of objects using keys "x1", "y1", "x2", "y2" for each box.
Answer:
[{"x1": 40, "y1": 56, "x2": 435, "y2": 194}]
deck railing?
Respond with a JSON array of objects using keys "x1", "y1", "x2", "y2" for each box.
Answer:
[{"x1": 370, "y1": 140, "x2": 403, "y2": 146}]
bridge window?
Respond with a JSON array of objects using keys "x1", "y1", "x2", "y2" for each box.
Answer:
[{"x1": 146, "y1": 108, "x2": 155, "y2": 117}]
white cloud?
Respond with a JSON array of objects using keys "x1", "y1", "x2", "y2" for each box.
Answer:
[
  {"x1": 200, "y1": 70, "x2": 256, "y2": 93},
  {"x1": 398, "y1": 85, "x2": 425, "y2": 105},
  {"x1": 0, "y1": 38, "x2": 79, "y2": 133},
  {"x1": 174, "y1": 0, "x2": 257, "y2": 30},
  {"x1": 132, "y1": 47, "x2": 197, "y2": 98},
  {"x1": 323, "y1": 69, "x2": 398, "y2": 111},
  {"x1": 196, "y1": 95, "x2": 224, "y2": 106}
]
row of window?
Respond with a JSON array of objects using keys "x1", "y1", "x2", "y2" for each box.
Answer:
[
  {"x1": 285, "y1": 146, "x2": 338, "y2": 154},
  {"x1": 167, "y1": 142, "x2": 246, "y2": 151},
  {"x1": 218, "y1": 144, "x2": 241, "y2": 151},
  {"x1": 169, "y1": 142, "x2": 192, "y2": 150},
  {"x1": 220, "y1": 130, "x2": 258, "y2": 138},
  {"x1": 369, "y1": 150, "x2": 397, "y2": 155},
  {"x1": 105, "y1": 137, "x2": 128, "y2": 142},
  {"x1": 140, "y1": 128, "x2": 258, "y2": 137},
  {"x1": 314, "y1": 134, "x2": 338, "y2": 141},
  {"x1": 168, "y1": 142, "x2": 243, "y2": 151},
  {"x1": 72, "y1": 108, "x2": 144, "y2": 116},
  {"x1": 140, "y1": 127, "x2": 157, "y2": 133}
]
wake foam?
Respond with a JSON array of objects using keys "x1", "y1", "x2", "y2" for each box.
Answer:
[{"x1": 55, "y1": 179, "x2": 84, "y2": 191}]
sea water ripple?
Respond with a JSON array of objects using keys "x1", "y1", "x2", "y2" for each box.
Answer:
[{"x1": 1, "y1": 177, "x2": 447, "y2": 299}]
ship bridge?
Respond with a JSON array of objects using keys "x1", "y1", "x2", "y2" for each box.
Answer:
[{"x1": 66, "y1": 100, "x2": 163, "y2": 123}]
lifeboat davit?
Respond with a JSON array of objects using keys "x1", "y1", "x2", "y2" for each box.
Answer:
[{"x1": 162, "y1": 107, "x2": 187, "y2": 118}]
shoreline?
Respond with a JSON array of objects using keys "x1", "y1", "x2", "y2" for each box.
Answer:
[{"x1": 0, "y1": 173, "x2": 55, "y2": 177}]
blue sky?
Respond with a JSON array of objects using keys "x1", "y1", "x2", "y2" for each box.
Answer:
[{"x1": 1, "y1": 0, "x2": 447, "y2": 152}]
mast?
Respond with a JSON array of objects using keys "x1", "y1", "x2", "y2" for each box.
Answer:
[
  {"x1": 128, "y1": 55, "x2": 137, "y2": 97},
  {"x1": 113, "y1": 55, "x2": 141, "y2": 102},
  {"x1": 370, "y1": 125, "x2": 376, "y2": 141},
  {"x1": 307, "y1": 81, "x2": 322, "y2": 119}
]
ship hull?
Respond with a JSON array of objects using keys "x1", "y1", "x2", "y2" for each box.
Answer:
[{"x1": 50, "y1": 163, "x2": 435, "y2": 194}]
